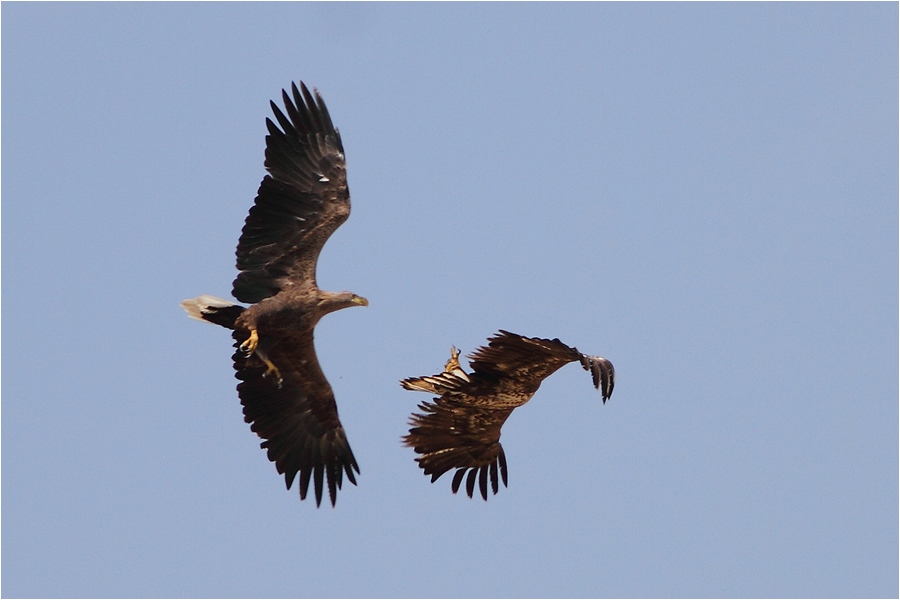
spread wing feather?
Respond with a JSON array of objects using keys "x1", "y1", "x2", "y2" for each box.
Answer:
[
  {"x1": 232, "y1": 328, "x2": 359, "y2": 507},
  {"x1": 232, "y1": 82, "x2": 350, "y2": 304},
  {"x1": 579, "y1": 354, "x2": 616, "y2": 402},
  {"x1": 404, "y1": 398, "x2": 512, "y2": 500}
]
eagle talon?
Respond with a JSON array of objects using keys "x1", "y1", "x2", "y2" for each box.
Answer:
[
  {"x1": 441, "y1": 346, "x2": 469, "y2": 381},
  {"x1": 443, "y1": 346, "x2": 462, "y2": 373},
  {"x1": 262, "y1": 362, "x2": 283, "y2": 388},
  {"x1": 256, "y1": 351, "x2": 282, "y2": 387},
  {"x1": 240, "y1": 328, "x2": 260, "y2": 355}
]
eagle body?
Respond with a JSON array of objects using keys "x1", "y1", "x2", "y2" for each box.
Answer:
[
  {"x1": 401, "y1": 330, "x2": 615, "y2": 500},
  {"x1": 181, "y1": 82, "x2": 366, "y2": 507},
  {"x1": 234, "y1": 286, "x2": 361, "y2": 339}
]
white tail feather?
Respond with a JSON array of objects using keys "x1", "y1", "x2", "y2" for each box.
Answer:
[{"x1": 180, "y1": 295, "x2": 234, "y2": 322}]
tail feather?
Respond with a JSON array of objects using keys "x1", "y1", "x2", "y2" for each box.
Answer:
[
  {"x1": 400, "y1": 370, "x2": 470, "y2": 396},
  {"x1": 180, "y1": 295, "x2": 244, "y2": 329}
]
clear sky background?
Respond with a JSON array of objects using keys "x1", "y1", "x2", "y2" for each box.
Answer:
[{"x1": 3, "y1": 3, "x2": 897, "y2": 598}]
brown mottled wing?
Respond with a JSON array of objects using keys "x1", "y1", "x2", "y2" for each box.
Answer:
[
  {"x1": 404, "y1": 398, "x2": 513, "y2": 500},
  {"x1": 467, "y1": 330, "x2": 582, "y2": 389},
  {"x1": 469, "y1": 330, "x2": 615, "y2": 402},
  {"x1": 233, "y1": 82, "x2": 349, "y2": 304},
  {"x1": 232, "y1": 328, "x2": 358, "y2": 507}
]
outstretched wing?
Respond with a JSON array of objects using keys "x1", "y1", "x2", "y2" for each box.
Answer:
[
  {"x1": 233, "y1": 82, "x2": 349, "y2": 304},
  {"x1": 403, "y1": 398, "x2": 513, "y2": 500},
  {"x1": 232, "y1": 329, "x2": 359, "y2": 507},
  {"x1": 467, "y1": 330, "x2": 583, "y2": 390},
  {"x1": 469, "y1": 330, "x2": 615, "y2": 402}
]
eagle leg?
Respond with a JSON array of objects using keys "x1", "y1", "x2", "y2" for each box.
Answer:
[
  {"x1": 443, "y1": 346, "x2": 462, "y2": 373},
  {"x1": 240, "y1": 328, "x2": 260, "y2": 355},
  {"x1": 260, "y1": 355, "x2": 283, "y2": 388},
  {"x1": 441, "y1": 346, "x2": 470, "y2": 381},
  {"x1": 240, "y1": 328, "x2": 283, "y2": 388}
]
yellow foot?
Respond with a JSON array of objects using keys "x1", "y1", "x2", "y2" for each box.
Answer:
[
  {"x1": 240, "y1": 328, "x2": 282, "y2": 387},
  {"x1": 443, "y1": 346, "x2": 462, "y2": 373},
  {"x1": 240, "y1": 328, "x2": 259, "y2": 355},
  {"x1": 442, "y1": 346, "x2": 470, "y2": 382},
  {"x1": 261, "y1": 356, "x2": 283, "y2": 388}
]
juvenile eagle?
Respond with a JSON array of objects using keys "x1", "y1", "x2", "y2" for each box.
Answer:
[
  {"x1": 401, "y1": 331, "x2": 615, "y2": 500},
  {"x1": 181, "y1": 82, "x2": 366, "y2": 507}
]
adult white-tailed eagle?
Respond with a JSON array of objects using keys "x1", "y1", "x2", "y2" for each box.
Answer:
[
  {"x1": 181, "y1": 82, "x2": 365, "y2": 507},
  {"x1": 401, "y1": 331, "x2": 615, "y2": 500}
]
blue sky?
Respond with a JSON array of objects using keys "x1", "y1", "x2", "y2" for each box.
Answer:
[{"x1": 3, "y1": 3, "x2": 897, "y2": 598}]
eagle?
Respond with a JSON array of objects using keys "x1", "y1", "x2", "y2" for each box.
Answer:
[
  {"x1": 181, "y1": 82, "x2": 366, "y2": 507},
  {"x1": 401, "y1": 330, "x2": 615, "y2": 500}
]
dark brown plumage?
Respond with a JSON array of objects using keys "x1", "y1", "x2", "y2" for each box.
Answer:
[
  {"x1": 401, "y1": 330, "x2": 615, "y2": 500},
  {"x1": 181, "y1": 82, "x2": 366, "y2": 507}
]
